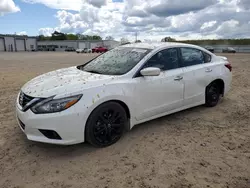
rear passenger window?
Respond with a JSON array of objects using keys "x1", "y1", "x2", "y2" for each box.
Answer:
[
  {"x1": 203, "y1": 52, "x2": 211, "y2": 63},
  {"x1": 180, "y1": 48, "x2": 204, "y2": 67}
]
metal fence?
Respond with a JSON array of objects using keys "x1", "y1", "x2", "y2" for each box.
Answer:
[{"x1": 200, "y1": 45, "x2": 250, "y2": 53}]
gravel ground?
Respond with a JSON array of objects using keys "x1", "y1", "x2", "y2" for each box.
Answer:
[{"x1": 0, "y1": 52, "x2": 249, "y2": 188}]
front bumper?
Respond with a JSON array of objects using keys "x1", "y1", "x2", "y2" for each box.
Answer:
[{"x1": 16, "y1": 102, "x2": 86, "y2": 145}]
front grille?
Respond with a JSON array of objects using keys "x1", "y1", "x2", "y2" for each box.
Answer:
[
  {"x1": 19, "y1": 91, "x2": 34, "y2": 108},
  {"x1": 18, "y1": 118, "x2": 25, "y2": 130}
]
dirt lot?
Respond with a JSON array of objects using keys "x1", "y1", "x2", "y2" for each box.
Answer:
[{"x1": 0, "y1": 52, "x2": 249, "y2": 188}]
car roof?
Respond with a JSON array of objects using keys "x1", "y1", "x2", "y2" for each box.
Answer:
[{"x1": 121, "y1": 42, "x2": 202, "y2": 50}]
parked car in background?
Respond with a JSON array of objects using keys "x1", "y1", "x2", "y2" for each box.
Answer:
[
  {"x1": 222, "y1": 47, "x2": 236, "y2": 53},
  {"x1": 92, "y1": 46, "x2": 108, "y2": 53},
  {"x1": 16, "y1": 42, "x2": 232, "y2": 147},
  {"x1": 65, "y1": 47, "x2": 75, "y2": 52},
  {"x1": 37, "y1": 46, "x2": 42, "y2": 51},
  {"x1": 205, "y1": 46, "x2": 214, "y2": 53},
  {"x1": 47, "y1": 45, "x2": 57, "y2": 51},
  {"x1": 47, "y1": 47, "x2": 55, "y2": 51},
  {"x1": 83, "y1": 48, "x2": 92, "y2": 53},
  {"x1": 76, "y1": 49, "x2": 84, "y2": 53}
]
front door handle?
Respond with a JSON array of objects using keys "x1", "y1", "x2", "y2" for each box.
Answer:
[
  {"x1": 174, "y1": 76, "x2": 183, "y2": 81},
  {"x1": 205, "y1": 68, "x2": 212, "y2": 72}
]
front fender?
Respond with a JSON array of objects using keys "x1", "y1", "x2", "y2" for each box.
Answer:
[{"x1": 77, "y1": 83, "x2": 135, "y2": 129}]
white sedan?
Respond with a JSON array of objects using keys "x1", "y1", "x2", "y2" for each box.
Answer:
[
  {"x1": 16, "y1": 42, "x2": 232, "y2": 147},
  {"x1": 83, "y1": 48, "x2": 92, "y2": 53},
  {"x1": 76, "y1": 48, "x2": 92, "y2": 53}
]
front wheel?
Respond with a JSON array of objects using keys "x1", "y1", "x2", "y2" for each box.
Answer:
[
  {"x1": 205, "y1": 83, "x2": 221, "y2": 107},
  {"x1": 85, "y1": 102, "x2": 128, "y2": 147}
]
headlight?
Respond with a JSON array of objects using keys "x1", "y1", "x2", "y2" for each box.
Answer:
[{"x1": 31, "y1": 94, "x2": 82, "y2": 114}]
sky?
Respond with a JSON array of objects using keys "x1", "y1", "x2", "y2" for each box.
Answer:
[{"x1": 0, "y1": 0, "x2": 250, "y2": 41}]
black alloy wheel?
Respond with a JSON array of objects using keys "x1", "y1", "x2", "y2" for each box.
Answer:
[
  {"x1": 205, "y1": 83, "x2": 221, "y2": 107},
  {"x1": 85, "y1": 102, "x2": 128, "y2": 147}
]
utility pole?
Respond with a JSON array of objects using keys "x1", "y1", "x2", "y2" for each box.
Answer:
[{"x1": 135, "y1": 32, "x2": 138, "y2": 42}]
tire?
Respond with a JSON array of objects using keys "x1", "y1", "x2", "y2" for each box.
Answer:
[
  {"x1": 85, "y1": 102, "x2": 128, "y2": 147},
  {"x1": 205, "y1": 82, "x2": 221, "y2": 107}
]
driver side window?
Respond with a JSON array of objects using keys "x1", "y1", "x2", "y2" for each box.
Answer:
[{"x1": 143, "y1": 48, "x2": 180, "y2": 71}]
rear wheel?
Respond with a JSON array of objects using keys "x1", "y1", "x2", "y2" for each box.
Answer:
[
  {"x1": 205, "y1": 82, "x2": 221, "y2": 107},
  {"x1": 85, "y1": 102, "x2": 128, "y2": 147}
]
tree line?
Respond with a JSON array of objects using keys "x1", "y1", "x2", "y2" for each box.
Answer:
[
  {"x1": 161, "y1": 37, "x2": 250, "y2": 45},
  {"x1": 38, "y1": 31, "x2": 108, "y2": 41},
  {"x1": 180, "y1": 39, "x2": 250, "y2": 45},
  {"x1": 37, "y1": 32, "x2": 250, "y2": 45}
]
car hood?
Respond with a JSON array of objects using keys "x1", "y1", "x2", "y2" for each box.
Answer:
[{"x1": 21, "y1": 66, "x2": 115, "y2": 98}]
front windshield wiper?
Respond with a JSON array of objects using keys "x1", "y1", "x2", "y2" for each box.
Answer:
[{"x1": 85, "y1": 70, "x2": 102, "y2": 74}]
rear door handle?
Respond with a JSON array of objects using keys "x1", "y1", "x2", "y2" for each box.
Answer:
[
  {"x1": 174, "y1": 76, "x2": 183, "y2": 81},
  {"x1": 205, "y1": 68, "x2": 212, "y2": 72}
]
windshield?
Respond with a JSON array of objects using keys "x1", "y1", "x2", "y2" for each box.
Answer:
[{"x1": 79, "y1": 47, "x2": 151, "y2": 75}]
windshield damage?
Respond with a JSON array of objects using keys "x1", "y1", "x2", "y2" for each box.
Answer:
[{"x1": 77, "y1": 47, "x2": 151, "y2": 75}]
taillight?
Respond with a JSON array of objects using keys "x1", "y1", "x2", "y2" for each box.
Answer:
[{"x1": 225, "y1": 63, "x2": 232, "y2": 72}]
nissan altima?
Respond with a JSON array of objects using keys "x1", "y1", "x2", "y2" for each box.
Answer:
[{"x1": 16, "y1": 42, "x2": 232, "y2": 147}]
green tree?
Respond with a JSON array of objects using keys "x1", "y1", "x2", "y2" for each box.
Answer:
[
  {"x1": 93, "y1": 35, "x2": 102, "y2": 40},
  {"x1": 38, "y1": 35, "x2": 50, "y2": 41},
  {"x1": 87, "y1": 35, "x2": 93, "y2": 40},
  {"x1": 38, "y1": 35, "x2": 45, "y2": 41},
  {"x1": 76, "y1": 33, "x2": 86, "y2": 40},
  {"x1": 161, "y1": 37, "x2": 176, "y2": 42},
  {"x1": 51, "y1": 31, "x2": 67, "y2": 40},
  {"x1": 66, "y1": 34, "x2": 78, "y2": 40}
]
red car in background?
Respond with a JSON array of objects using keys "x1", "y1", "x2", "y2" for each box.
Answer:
[{"x1": 92, "y1": 46, "x2": 108, "y2": 53}]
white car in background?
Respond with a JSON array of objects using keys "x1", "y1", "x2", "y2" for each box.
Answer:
[
  {"x1": 76, "y1": 48, "x2": 84, "y2": 53},
  {"x1": 76, "y1": 48, "x2": 92, "y2": 53},
  {"x1": 83, "y1": 48, "x2": 92, "y2": 53},
  {"x1": 16, "y1": 42, "x2": 232, "y2": 147}
]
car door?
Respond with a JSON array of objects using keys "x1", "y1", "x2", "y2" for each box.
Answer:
[
  {"x1": 180, "y1": 47, "x2": 213, "y2": 106},
  {"x1": 133, "y1": 48, "x2": 184, "y2": 121}
]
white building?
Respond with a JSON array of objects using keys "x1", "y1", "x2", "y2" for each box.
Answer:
[
  {"x1": 0, "y1": 34, "x2": 37, "y2": 52},
  {"x1": 37, "y1": 40, "x2": 120, "y2": 51}
]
